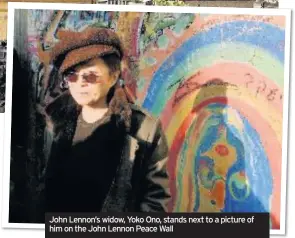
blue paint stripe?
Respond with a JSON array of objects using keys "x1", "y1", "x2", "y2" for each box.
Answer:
[{"x1": 142, "y1": 21, "x2": 285, "y2": 111}]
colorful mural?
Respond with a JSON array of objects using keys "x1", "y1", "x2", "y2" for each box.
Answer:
[
  {"x1": 137, "y1": 15, "x2": 285, "y2": 231},
  {"x1": 26, "y1": 10, "x2": 286, "y2": 230}
]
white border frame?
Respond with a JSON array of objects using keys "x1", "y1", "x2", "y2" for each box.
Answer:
[{"x1": 1, "y1": 2, "x2": 291, "y2": 235}]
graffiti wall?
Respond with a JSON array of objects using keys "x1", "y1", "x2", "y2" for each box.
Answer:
[
  {"x1": 137, "y1": 14, "x2": 285, "y2": 231},
  {"x1": 24, "y1": 10, "x2": 286, "y2": 229}
]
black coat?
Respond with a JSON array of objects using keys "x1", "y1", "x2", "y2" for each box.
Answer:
[{"x1": 35, "y1": 91, "x2": 171, "y2": 222}]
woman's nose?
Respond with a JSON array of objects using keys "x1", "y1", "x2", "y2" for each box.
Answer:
[{"x1": 77, "y1": 74, "x2": 88, "y2": 86}]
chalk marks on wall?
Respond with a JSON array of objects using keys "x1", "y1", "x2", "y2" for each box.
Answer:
[{"x1": 26, "y1": 10, "x2": 286, "y2": 230}]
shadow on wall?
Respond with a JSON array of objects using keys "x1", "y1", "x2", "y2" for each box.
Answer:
[
  {"x1": 9, "y1": 49, "x2": 31, "y2": 223},
  {"x1": 9, "y1": 47, "x2": 52, "y2": 223}
]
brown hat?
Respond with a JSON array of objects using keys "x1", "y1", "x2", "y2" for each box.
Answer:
[{"x1": 49, "y1": 27, "x2": 124, "y2": 75}]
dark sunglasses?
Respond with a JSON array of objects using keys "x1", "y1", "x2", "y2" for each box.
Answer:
[{"x1": 64, "y1": 71, "x2": 100, "y2": 84}]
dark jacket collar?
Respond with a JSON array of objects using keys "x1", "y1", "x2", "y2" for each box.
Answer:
[
  {"x1": 44, "y1": 90, "x2": 81, "y2": 130},
  {"x1": 43, "y1": 90, "x2": 127, "y2": 133},
  {"x1": 43, "y1": 87, "x2": 136, "y2": 136}
]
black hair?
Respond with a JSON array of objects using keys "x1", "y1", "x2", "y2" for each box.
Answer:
[
  {"x1": 101, "y1": 54, "x2": 132, "y2": 132},
  {"x1": 100, "y1": 53, "x2": 121, "y2": 76}
]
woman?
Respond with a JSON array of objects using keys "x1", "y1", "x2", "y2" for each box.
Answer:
[{"x1": 37, "y1": 27, "x2": 171, "y2": 220}]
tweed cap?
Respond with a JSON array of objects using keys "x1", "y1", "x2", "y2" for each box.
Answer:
[{"x1": 49, "y1": 27, "x2": 124, "y2": 75}]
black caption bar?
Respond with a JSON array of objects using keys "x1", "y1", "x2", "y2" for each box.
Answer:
[{"x1": 45, "y1": 213, "x2": 269, "y2": 238}]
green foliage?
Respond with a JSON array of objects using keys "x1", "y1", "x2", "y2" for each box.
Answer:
[{"x1": 153, "y1": 0, "x2": 186, "y2": 6}]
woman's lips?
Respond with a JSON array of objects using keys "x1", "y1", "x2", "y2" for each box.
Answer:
[{"x1": 78, "y1": 92, "x2": 89, "y2": 96}]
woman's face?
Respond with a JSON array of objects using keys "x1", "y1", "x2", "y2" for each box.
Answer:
[{"x1": 65, "y1": 58, "x2": 119, "y2": 107}]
